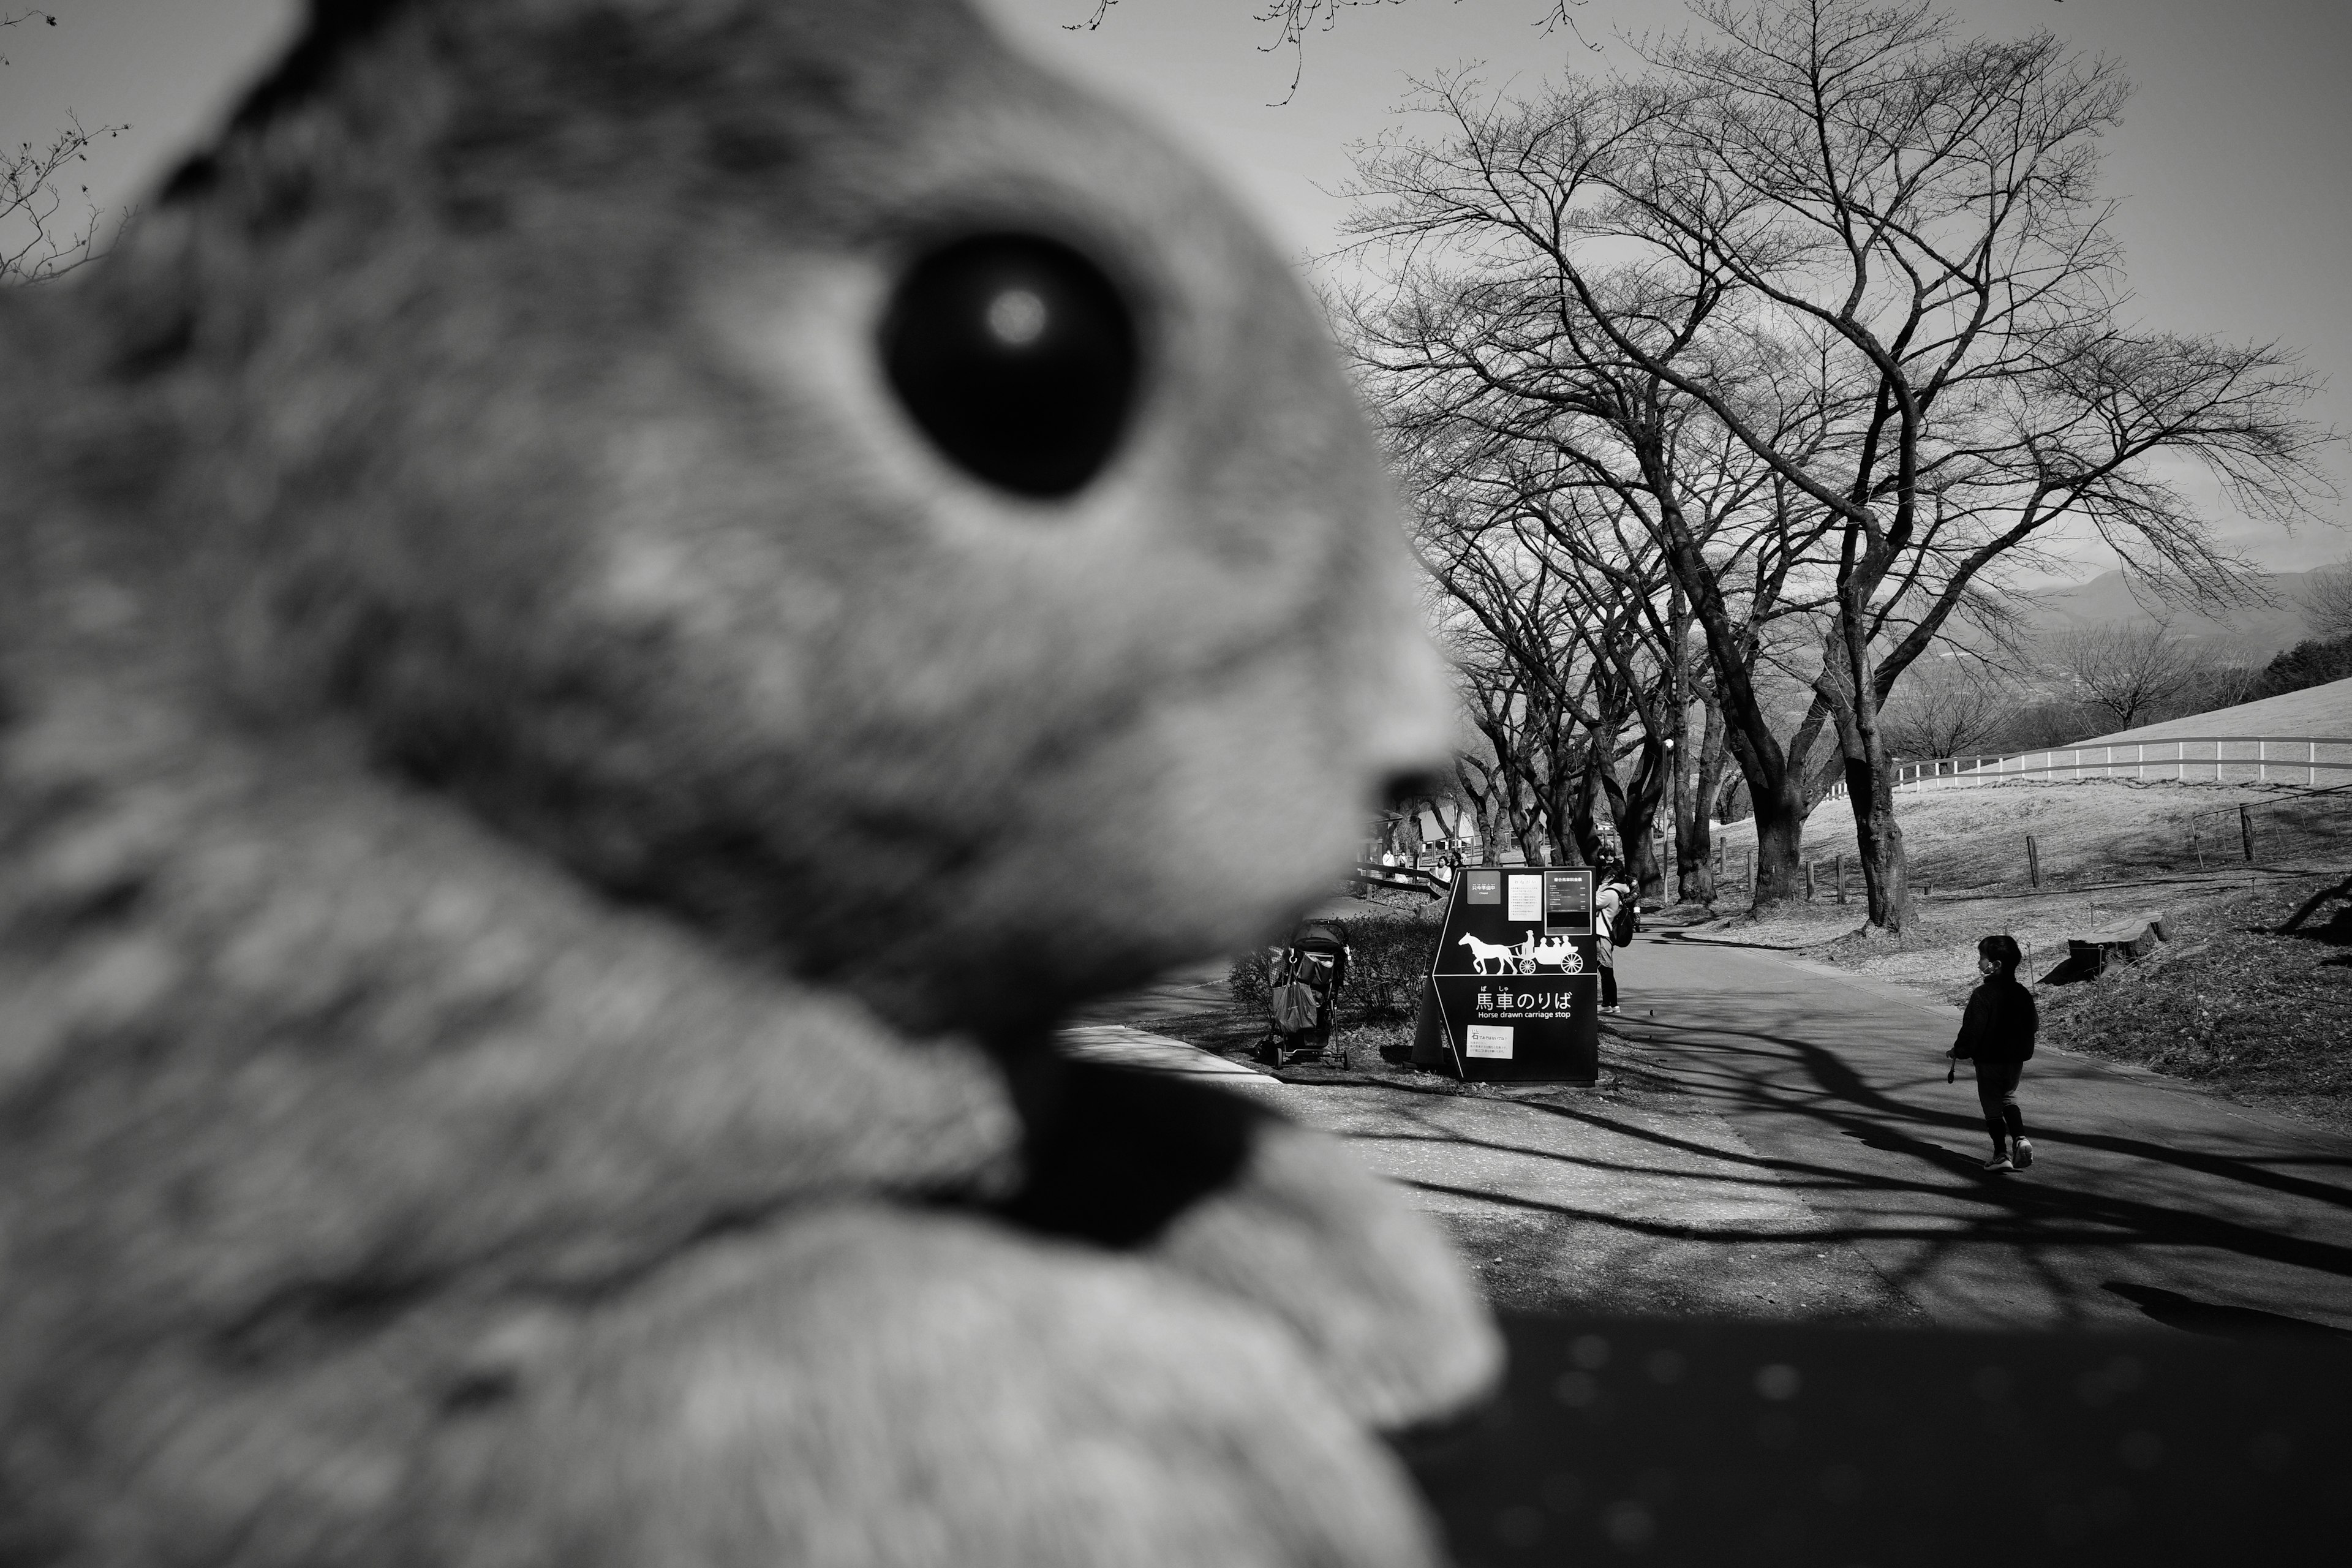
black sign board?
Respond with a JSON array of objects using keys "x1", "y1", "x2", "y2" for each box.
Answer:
[{"x1": 1411, "y1": 867, "x2": 1600, "y2": 1084}]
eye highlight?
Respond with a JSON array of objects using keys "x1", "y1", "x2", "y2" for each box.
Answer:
[{"x1": 880, "y1": 233, "x2": 1139, "y2": 499}]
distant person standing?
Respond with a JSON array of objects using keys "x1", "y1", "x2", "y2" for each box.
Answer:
[
  {"x1": 1948, "y1": 933, "x2": 2038, "y2": 1171},
  {"x1": 1593, "y1": 862, "x2": 1634, "y2": 1015}
]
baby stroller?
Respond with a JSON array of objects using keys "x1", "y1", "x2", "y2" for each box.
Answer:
[{"x1": 1259, "y1": 918, "x2": 1351, "y2": 1067}]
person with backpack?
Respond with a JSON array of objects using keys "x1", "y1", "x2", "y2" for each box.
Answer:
[
  {"x1": 1947, "y1": 933, "x2": 2038, "y2": 1171},
  {"x1": 1593, "y1": 862, "x2": 1635, "y2": 1016}
]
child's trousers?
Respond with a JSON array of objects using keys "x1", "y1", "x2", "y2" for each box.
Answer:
[{"x1": 1975, "y1": 1059, "x2": 2026, "y2": 1147}]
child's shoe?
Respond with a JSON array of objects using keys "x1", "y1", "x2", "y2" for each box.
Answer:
[
  {"x1": 1983, "y1": 1149, "x2": 2014, "y2": 1172},
  {"x1": 2012, "y1": 1139, "x2": 2033, "y2": 1169}
]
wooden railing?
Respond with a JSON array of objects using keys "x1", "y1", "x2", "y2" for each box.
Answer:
[{"x1": 1824, "y1": 736, "x2": 2352, "y2": 797}]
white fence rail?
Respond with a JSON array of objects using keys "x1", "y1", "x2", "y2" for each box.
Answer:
[{"x1": 1825, "y1": 736, "x2": 2352, "y2": 797}]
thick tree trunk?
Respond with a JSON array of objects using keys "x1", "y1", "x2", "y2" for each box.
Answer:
[
  {"x1": 1747, "y1": 777, "x2": 1808, "y2": 907},
  {"x1": 1531, "y1": 726, "x2": 1591, "y2": 870},
  {"x1": 1498, "y1": 761, "x2": 1546, "y2": 865},
  {"x1": 1677, "y1": 697, "x2": 1727, "y2": 904},
  {"x1": 1605, "y1": 739, "x2": 1671, "y2": 905},
  {"x1": 1499, "y1": 759, "x2": 1547, "y2": 866},
  {"x1": 1542, "y1": 783, "x2": 1591, "y2": 869},
  {"x1": 1577, "y1": 757, "x2": 1613, "y2": 866},
  {"x1": 1477, "y1": 799, "x2": 1502, "y2": 865},
  {"x1": 1479, "y1": 788, "x2": 1507, "y2": 865},
  {"x1": 1665, "y1": 717, "x2": 1690, "y2": 904},
  {"x1": 1456, "y1": 760, "x2": 1504, "y2": 867},
  {"x1": 1822, "y1": 594, "x2": 1914, "y2": 933},
  {"x1": 1618, "y1": 801, "x2": 1664, "y2": 903},
  {"x1": 1550, "y1": 820, "x2": 1591, "y2": 869},
  {"x1": 1844, "y1": 748, "x2": 1910, "y2": 929},
  {"x1": 1830, "y1": 684, "x2": 1912, "y2": 931},
  {"x1": 1720, "y1": 713, "x2": 1813, "y2": 910},
  {"x1": 1752, "y1": 789, "x2": 1806, "y2": 906},
  {"x1": 1568, "y1": 730, "x2": 1614, "y2": 867}
]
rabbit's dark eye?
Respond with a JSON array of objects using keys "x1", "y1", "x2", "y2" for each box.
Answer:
[{"x1": 880, "y1": 233, "x2": 1138, "y2": 499}]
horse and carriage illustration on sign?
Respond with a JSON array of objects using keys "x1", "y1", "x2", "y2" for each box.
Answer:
[{"x1": 1455, "y1": 932, "x2": 1585, "y2": 974}]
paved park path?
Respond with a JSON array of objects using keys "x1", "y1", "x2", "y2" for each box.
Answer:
[
  {"x1": 1607, "y1": 929, "x2": 2352, "y2": 1333},
  {"x1": 1063, "y1": 1014, "x2": 1924, "y2": 1322},
  {"x1": 1067, "y1": 932, "x2": 2352, "y2": 1336}
]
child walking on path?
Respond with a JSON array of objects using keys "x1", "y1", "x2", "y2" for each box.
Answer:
[{"x1": 1948, "y1": 933, "x2": 2038, "y2": 1171}]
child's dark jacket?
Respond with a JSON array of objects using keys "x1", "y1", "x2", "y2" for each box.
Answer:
[{"x1": 1951, "y1": 974, "x2": 2038, "y2": 1062}]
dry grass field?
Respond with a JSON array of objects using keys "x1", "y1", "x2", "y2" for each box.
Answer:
[{"x1": 1710, "y1": 777, "x2": 2352, "y2": 894}]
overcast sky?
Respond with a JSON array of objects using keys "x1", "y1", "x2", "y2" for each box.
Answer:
[{"x1": 8, "y1": 0, "x2": 2345, "y2": 579}]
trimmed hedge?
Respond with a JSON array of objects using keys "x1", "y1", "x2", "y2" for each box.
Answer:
[{"x1": 1228, "y1": 910, "x2": 1443, "y2": 1025}]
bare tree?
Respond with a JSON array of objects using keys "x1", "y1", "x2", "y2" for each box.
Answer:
[
  {"x1": 1343, "y1": 0, "x2": 2337, "y2": 931},
  {"x1": 1414, "y1": 473, "x2": 1613, "y2": 870},
  {"x1": 1, "y1": 11, "x2": 129, "y2": 285},
  {"x1": 1071, "y1": 2, "x2": 1585, "y2": 48},
  {"x1": 1400, "y1": 420, "x2": 1719, "y2": 899},
  {"x1": 2047, "y1": 622, "x2": 2208, "y2": 734},
  {"x1": 1877, "y1": 654, "x2": 2011, "y2": 760},
  {"x1": 1069, "y1": 1, "x2": 1592, "y2": 97},
  {"x1": 2181, "y1": 643, "x2": 2267, "y2": 715},
  {"x1": 2297, "y1": 555, "x2": 2352, "y2": 643}
]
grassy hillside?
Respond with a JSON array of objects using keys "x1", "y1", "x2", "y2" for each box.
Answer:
[
  {"x1": 1711, "y1": 777, "x2": 2350, "y2": 894},
  {"x1": 2031, "y1": 876, "x2": 2352, "y2": 1131},
  {"x1": 2074, "y1": 675, "x2": 2352, "y2": 747}
]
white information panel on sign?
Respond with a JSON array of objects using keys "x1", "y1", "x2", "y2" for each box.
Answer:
[
  {"x1": 1466, "y1": 1023, "x2": 1515, "y2": 1059},
  {"x1": 1506, "y1": 875, "x2": 1543, "y2": 922}
]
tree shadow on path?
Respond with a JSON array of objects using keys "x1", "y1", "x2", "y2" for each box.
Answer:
[
  {"x1": 1594, "y1": 994, "x2": 2352, "y2": 1324},
  {"x1": 2104, "y1": 1280, "x2": 2352, "y2": 1340}
]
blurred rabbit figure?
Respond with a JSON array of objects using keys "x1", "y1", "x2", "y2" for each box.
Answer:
[{"x1": 0, "y1": 3, "x2": 1496, "y2": 1564}]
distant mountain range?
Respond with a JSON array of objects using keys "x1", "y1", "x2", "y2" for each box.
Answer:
[{"x1": 1986, "y1": 568, "x2": 2328, "y2": 660}]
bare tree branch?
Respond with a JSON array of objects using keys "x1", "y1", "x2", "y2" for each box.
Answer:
[
  {"x1": 1, "y1": 11, "x2": 130, "y2": 285},
  {"x1": 1068, "y1": 1, "x2": 1589, "y2": 100}
]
